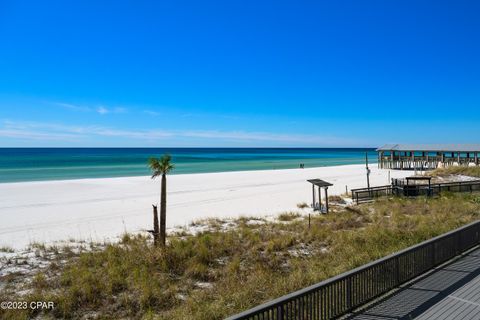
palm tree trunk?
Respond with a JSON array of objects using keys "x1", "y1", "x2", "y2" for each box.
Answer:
[
  {"x1": 160, "y1": 173, "x2": 167, "y2": 246},
  {"x1": 152, "y1": 205, "x2": 159, "y2": 246}
]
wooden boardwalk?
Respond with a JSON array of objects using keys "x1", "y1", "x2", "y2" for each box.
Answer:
[{"x1": 349, "y1": 247, "x2": 480, "y2": 320}]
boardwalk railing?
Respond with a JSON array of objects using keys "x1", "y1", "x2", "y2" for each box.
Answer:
[
  {"x1": 430, "y1": 179, "x2": 480, "y2": 194},
  {"x1": 351, "y1": 179, "x2": 480, "y2": 204},
  {"x1": 350, "y1": 185, "x2": 396, "y2": 204},
  {"x1": 226, "y1": 221, "x2": 480, "y2": 320}
]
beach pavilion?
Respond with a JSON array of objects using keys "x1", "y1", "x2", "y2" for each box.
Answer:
[{"x1": 377, "y1": 144, "x2": 480, "y2": 170}]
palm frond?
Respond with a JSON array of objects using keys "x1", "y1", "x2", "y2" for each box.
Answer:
[
  {"x1": 148, "y1": 157, "x2": 162, "y2": 179},
  {"x1": 159, "y1": 154, "x2": 175, "y2": 174},
  {"x1": 148, "y1": 154, "x2": 174, "y2": 178}
]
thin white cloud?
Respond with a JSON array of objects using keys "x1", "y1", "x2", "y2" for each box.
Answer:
[
  {"x1": 0, "y1": 120, "x2": 172, "y2": 142},
  {"x1": 52, "y1": 102, "x2": 127, "y2": 115},
  {"x1": 0, "y1": 120, "x2": 360, "y2": 146},
  {"x1": 114, "y1": 107, "x2": 127, "y2": 113},
  {"x1": 89, "y1": 128, "x2": 172, "y2": 139},
  {"x1": 95, "y1": 106, "x2": 127, "y2": 115},
  {"x1": 53, "y1": 102, "x2": 91, "y2": 112},
  {"x1": 2, "y1": 120, "x2": 92, "y2": 134},
  {"x1": 96, "y1": 106, "x2": 109, "y2": 114},
  {"x1": 143, "y1": 110, "x2": 161, "y2": 116},
  {"x1": 0, "y1": 126, "x2": 83, "y2": 142},
  {"x1": 180, "y1": 130, "x2": 352, "y2": 144}
]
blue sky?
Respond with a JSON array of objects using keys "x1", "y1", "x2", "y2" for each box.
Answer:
[{"x1": 0, "y1": 0, "x2": 479, "y2": 147}]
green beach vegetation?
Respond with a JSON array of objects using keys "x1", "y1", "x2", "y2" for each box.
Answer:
[
  {"x1": 0, "y1": 246, "x2": 14, "y2": 253},
  {"x1": 428, "y1": 166, "x2": 480, "y2": 178},
  {"x1": 1, "y1": 192, "x2": 480, "y2": 320}
]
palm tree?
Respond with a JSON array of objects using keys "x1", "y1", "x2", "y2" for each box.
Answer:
[{"x1": 149, "y1": 154, "x2": 174, "y2": 246}]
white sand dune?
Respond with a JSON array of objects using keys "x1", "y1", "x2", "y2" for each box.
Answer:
[{"x1": 0, "y1": 164, "x2": 411, "y2": 249}]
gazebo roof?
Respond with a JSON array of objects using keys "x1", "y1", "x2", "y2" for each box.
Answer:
[
  {"x1": 377, "y1": 144, "x2": 480, "y2": 152},
  {"x1": 307, "y1": 179, "x2": 333, "y2": 187}
]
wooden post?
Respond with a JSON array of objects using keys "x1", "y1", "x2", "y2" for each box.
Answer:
[
  {"x1": 325, "y1": 187, "x2": 329, "y2": 214},
  {"x1": 476, "y1": 153, "x2": 478, "y2": 166},
  {"x1": 152, "y1": 205, "x2": 159, "y2": 246},
  {"x1": 366, "y1": 152, "x2": 371, "y2": 193},
  {"x1": 312, "y1": 184, "x2": 316, "y2": 210},
  {"x1": 318, "y1": 186, "x2": 322, "y2": 212}
]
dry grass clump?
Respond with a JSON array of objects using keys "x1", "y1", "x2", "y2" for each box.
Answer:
[
  {"x1": 0, "y1": 246, "x2": 14, "y2": 253},
  {"x1": 328, "y1": 195, "x2": 346, "y2": 204},
  {"x1": 277, "y1": 211, "x2": 302, "y2": 221},
  {"x1": 297, "y1": 202, "x2": 309, "y2": 209},
  {"x1": 2, "y1": 193, "x2": 480, "y2": 320},
  {"x1": 429, "y1": 166, "x2": 480, "y2": 178}
]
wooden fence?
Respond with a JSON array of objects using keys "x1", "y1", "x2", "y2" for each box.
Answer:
[{"x1": 351, "y1": 179, "x2": 480, "y2": 204}]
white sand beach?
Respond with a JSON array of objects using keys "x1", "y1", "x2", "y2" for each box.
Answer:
[{"x1": 0, "y1": 164, "x2": 411, "y2": 249}]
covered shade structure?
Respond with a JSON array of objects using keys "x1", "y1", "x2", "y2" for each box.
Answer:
[{"x1": 307, "y1": 179, "x2": 333, "y2": 213}]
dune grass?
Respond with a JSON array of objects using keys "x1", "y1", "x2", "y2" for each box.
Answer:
[
  {"x1": 277, "y1": 211, "x2": 302, "y2": 221},
  {"x1": 0, "y1": 246, "x2": 14, "y2": 253},
  {"x1": 296, "y1": 202, "x2": 309, "y2": 209},
  {"x1": 2, "y1": 193, "x2": 480, "y2": 320},
  {"x1": 429, "y1": 166, "x2": 480, "y2": 178}
]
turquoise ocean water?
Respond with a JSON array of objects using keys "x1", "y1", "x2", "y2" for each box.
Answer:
[{"x1": 0, "y1": 148, "x2": 376, "y2": 183}]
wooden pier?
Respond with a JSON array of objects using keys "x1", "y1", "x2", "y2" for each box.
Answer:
[{"x1": 377, "y1": 144, "x2": 480, "y2": 170}]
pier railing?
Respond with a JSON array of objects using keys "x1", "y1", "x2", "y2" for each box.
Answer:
[{"x1": 225, "y1": 221, "x2": 480, "y2": 320}]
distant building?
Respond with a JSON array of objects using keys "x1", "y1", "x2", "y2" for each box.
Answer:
[{"x1": 377, "y1": 144, "x2": 480, "y2": 170}]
